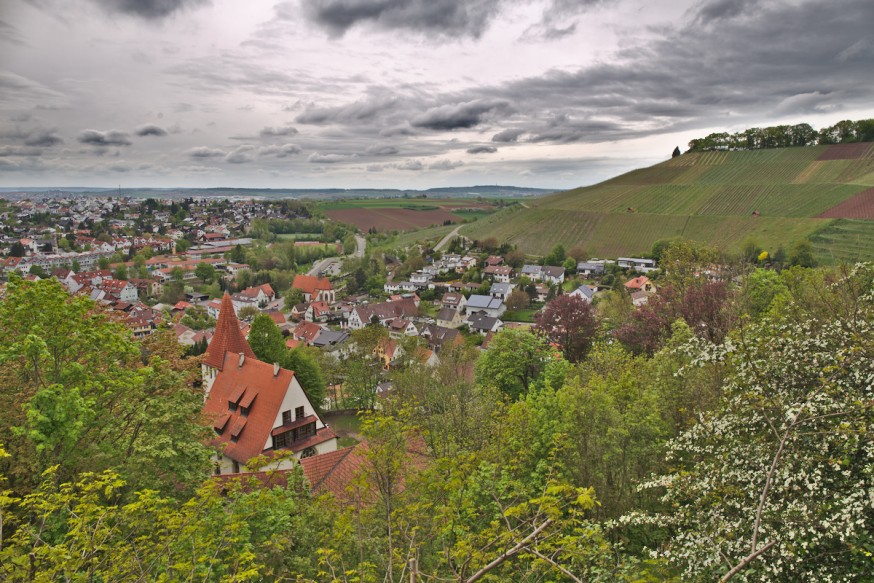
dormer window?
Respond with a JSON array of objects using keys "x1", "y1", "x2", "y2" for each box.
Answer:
[
  {"x1": 295, "y1": 406, "x2": 304, "y2": 420},
  {"x1": 282, "y1": 410, "x2": 291, "y2": 425}
]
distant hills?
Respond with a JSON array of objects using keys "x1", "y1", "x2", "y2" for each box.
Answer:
[
  {"x1": 462, "y1": 143, "x2": 874, "y2": 264},
  {"x1": 0, "y1": 185, "x2": 555, "y2": 200}
]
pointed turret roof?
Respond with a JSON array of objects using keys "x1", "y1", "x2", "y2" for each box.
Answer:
[{"x1": 204, "y1": 292, "x2": 255, "y2": 369}]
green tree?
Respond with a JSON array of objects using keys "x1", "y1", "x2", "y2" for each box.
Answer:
[
  {"x1": 194, "y1": 261, "x2": 217, "y2": 283},
  {"x1": 788, "y1": 239, "x2": 816, "y2": 268},
  {"x1": 742, "y1": 268, "x2": 788, "y2": 318},
  {"x1": 113, "y1": 264, "x2": 127, "y2": 280},
  {"x1": 543, "y1": 244, "x2": 566, "y2": 266},
  {"x1": 179, "y1": 306, "x2": 216, "y2": 330},
  {"x1": 28, "y1": 265, "x2": 47, "y2": 278},
  {"x1": 174, "y1": 238, "x2": 191, "y2": 253},
  {"x1": 475, "y1": 328, "x2": 551, "y2": 399},
  {"x1": 0, "y1": 277, "x2": 210, "y2": 494}
]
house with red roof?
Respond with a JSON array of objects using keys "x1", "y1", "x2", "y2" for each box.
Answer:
[
  {"x1": 304, "y1": 301, "x2": 331, "y2": 323},
  {"x1": 292, "y1": 274, "x2": 335, "y2": 303},
  {"x1": 202, "y1": 293, "x2": 337, "y2": 474},
  {"x1": 624, "y1": 276, "x2": 656, "y2": 293}
]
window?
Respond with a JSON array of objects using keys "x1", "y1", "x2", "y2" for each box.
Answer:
[
  {"x1": 295, "y1": 406, "x2": 305, "y2": 420},
  {"x1": 297, "y1": 422, "x2": 315, "y2": 439},
  {"x1": 232, "y1": 460, "x2": 240, "y2": 473},
  {"x1": 228, "y1": 401, "x2": 237, "y2": 412},
  {"x1": 301, "y1": 446, "x2": 316, "y2": 459},
  {"x1": 282, "y1": 410, "x2": 291, "y2": 425},
  {"x1": 273, "y1": 432, "x2": 288, "y2": 449},
  {"x1": 240, "y1": 406, "x2": 248, "y2": 417}
]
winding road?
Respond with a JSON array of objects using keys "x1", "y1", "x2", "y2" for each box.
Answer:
[
  {"x1": 306, "y1": 234, "x2": 367, "y2": 276},
  {"x1": 434, "y1": 225, "x2": 464, "y2": 252}
]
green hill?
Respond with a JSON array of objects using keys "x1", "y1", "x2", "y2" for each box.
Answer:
[{"x1": 461, "y1": 143, "x2": 874, "y2": 263}]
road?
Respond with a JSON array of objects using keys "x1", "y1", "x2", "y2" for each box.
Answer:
[
  {"x1": 353, "y1": 234, "x2": 366, "y2": 258},
  {"x1": 306, "y1": 234, "x2": 367, "y2": 276},
  {"x1": 434, "y1": 225, "x2": 463, "y2": 252}
]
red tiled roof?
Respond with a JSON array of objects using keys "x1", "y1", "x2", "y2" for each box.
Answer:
[
  {"x1": 239, "y1": 283, "x2": 275, "y2": 299},
  {"x1": 624, "y1": 276, "x2": 650, "y2": 290},
  {"x1": 294, "y1": 321, "x2": 322, "y2": 344},
  {"x1": 203, "y1": 292, "x2": 255, "y2": 369},
  {"x1": 203, "y1": 351, "x2": 294, "y2": 464},
  {"x1": 300, "y1": 444, "x2": 367, "y2": 498},
  {"x1": 292, "y1": 274, "x2": 334, "y2": 294},
  {"x1": 266, "y1": 310, "x2": 286, "y2": 325}
]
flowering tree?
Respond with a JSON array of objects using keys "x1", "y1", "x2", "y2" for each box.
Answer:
[
  {"x1": 535, "y1": 294, "x2": 599, "y2": 363},
  {"x1": 631, "y1": 264, "x2": 874, "y2": 580}
]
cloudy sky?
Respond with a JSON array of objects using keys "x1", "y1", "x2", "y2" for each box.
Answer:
[{"x1": 1, "y1": 0, "x2": 873, "y2": 189}]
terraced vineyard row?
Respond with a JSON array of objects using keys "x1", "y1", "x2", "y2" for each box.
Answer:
[
  {"x1": 465, "y1": 143, "x2": 874, "y2": 261},
  {"x1": 810, "y1": 219, "x2": 874, "y2": 263}
]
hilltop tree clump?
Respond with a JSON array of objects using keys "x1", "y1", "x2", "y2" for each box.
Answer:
[{"x1": 687, "y1": 117, "x2": 874, "y2": 151}]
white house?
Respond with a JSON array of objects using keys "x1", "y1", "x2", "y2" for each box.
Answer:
[{"x1": 465, "y1": 294, "x2": 506, "y2": 318}]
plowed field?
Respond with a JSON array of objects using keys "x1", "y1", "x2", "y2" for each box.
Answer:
[
  {"x1": 818, "y1": 187, "x2": 874, "y2": 219},
  {"x1": 326, "y1": 207, "x2": 463, "y2": 231}
]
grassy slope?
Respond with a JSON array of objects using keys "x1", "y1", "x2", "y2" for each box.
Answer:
[{"x1": 461, "y1": 144, "x2": 874, "y2": 262}]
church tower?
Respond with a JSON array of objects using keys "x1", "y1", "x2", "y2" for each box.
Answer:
[{"x1": 202, "y1": 292, "x2": 255, "y2": 396}]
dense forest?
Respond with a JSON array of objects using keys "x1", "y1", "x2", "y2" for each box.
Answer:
[
  {"x1": 0, "y1": 249, "x2": 872, "y2": 581},
  {"x1": 687, "y1": 118, "x2": 874, "y2": 152}
]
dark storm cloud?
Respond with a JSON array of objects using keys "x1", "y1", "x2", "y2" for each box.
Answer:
[
  {"x1": 295, "y1": 94, "x2": 400, "y2": 125},
  {"x1": 429, "y1": 159, "x2": 463, "y2": 170},
  {"x1": 691, "y1": 0, "x2": 759, "y2": 25},
  {"x1": 87, "y1": 0, "x2": 211, "y2": 20},
  {"x1": 259, "y1": 143, "x2": 302, "y2": 157},
  {"x1": 260, "y1": 125, "x2": 299, "y2": 137},
  {"x1": 77, "y1": 129, "x2": 132, "y2": 146},
  {"x1": 491, "y1": 128, "x2": 524, "y2": 143},
  {"x1": 0, "y1": 146, "x2": 43, "y2": 157},
  {"x1": 446, "y1": 0, "x2": 874, "y2": 144},
  {"x1": 0, "y1": 126, "x2": 63, "y2": 147},
  {"x1": 224, "y1": 146, "x2": 256, "y2": 164},
  {"x1": 24, "y1": 129, "x2": 63, "y2": 147},
  {"x1": 527, "y1": 116, "x2": 625, "y2": 144},
  {"x1": 304, "y1": 0, "x2": 504, "y2": 39},
  {"x1": 411, "y1": 99, "x2": 510, "y2": 130},
  {"x1": 466, "y1": 145, "x2": 497, "y2": 154},
  {"x1": 134, "y1": 124, "x2": 168, "y2": 137},
  {"x1": 308, "y1": 152, "x2": 356, "y2": 163},
  {"x1": 366, "y1": 144, "x2": 399, "y2": 155},
  {"x1": 526, "y1": 0, "x2": 606, "y2": 40},
  {"x1": 187, "y1": 146, "x2": 225, "y2": 158}
]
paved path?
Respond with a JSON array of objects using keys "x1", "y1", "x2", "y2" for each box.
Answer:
[
  {"x1": 306, "y1": 234, "x2": 367, "y2": 276},
  {"x1": 434, "y1": 225, "x2": 463, "y2": 252},
  {"x1": 353, "y1": 234, "x2": 366, "y2": 258}
]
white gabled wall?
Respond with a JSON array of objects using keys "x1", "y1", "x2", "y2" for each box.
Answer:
[{"x1": 261, "y1": 374, "x2": 335, "y2": 454}]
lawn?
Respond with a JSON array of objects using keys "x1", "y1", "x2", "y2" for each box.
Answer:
[{"x1": 503, "y1": 307, "x2": 540, "y2": 323}]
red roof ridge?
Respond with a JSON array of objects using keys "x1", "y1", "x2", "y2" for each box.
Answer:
[{"x1": 204, "y1": 292, "x2": 255, "y2": 369}]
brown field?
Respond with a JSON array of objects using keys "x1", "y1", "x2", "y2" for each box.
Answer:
[
  {"x1": 325, "y1": 207, "x2": 464, "y2": 231},
  {"x1": 818, "y1": 187, "x2": 874, "y2": 219},
  {"x1": 817, "y1": 143, "x2": 873, "y2": 161}
]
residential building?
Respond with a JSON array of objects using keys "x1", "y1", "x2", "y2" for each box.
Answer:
[
  {"x1": 202, "y1": 293, "x2": 337, "y2": 475},
  {"x1": 292, "y1": 275, "x2": 336, "y2": 303}
]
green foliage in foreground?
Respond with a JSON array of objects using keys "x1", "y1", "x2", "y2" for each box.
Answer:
[{"x1": 1, "y1": 261, "x2": 872, "y2": 581}]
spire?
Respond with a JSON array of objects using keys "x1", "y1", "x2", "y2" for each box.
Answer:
[{"x1": 204, "y1": 292, "x2": 255, "y2": 370}]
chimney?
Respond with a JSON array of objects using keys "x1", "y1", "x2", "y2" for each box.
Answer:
[
  {"x1": 238, "y1": 353, "x2": 245, "y2": 367},
  {"x1": 273, "y1": 362, "x2": 280, "y2": 377}
]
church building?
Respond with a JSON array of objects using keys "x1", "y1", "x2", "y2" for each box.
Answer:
[{"x1": 202, "y1": 293, "x2": 337, "y2": 474}]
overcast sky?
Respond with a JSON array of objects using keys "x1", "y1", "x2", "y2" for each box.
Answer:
[{"x1": 1, "y1": 0, "x2": 873, "y2": 190}]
